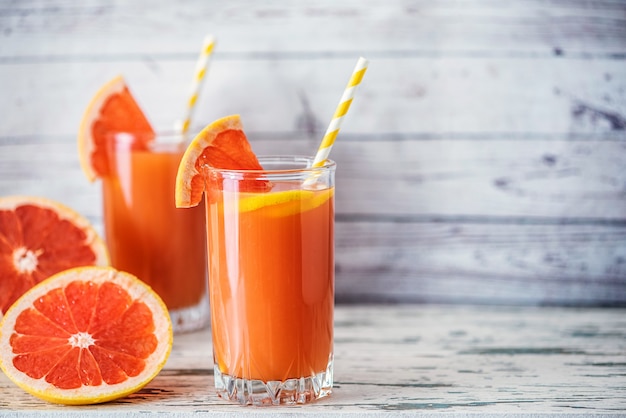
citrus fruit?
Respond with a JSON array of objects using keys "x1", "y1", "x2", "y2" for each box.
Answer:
[
  {"x1": 0, "y1": 195, "x2": 109, "y2": 316},
  {"x1": 175, "y1": 114, "x2": 268, "y2": 208},
  {"x1": 0, "y1": 266, "x2": 173, "y2": 405},
  {"x1": 78, "y1": 75, "x2": 155, "y2": 182}
]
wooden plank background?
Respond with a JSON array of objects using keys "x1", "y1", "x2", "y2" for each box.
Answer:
[{"x1": 0, "y1": 0, "x2": 625, "y2": 306}]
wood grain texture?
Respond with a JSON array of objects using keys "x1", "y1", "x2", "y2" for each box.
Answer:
[
  {"x1": 0, "y1": 58, "x2": 624, "y2": 136},
  {"x1": 1, "y1": 0, "x2": 625, "y2": 55},
  {"x1": 2, "y1": 136, "x2": 625, "y2": 219},
  {"x1": 1, "y1": 305, "x2": 625, "y2": 416},
  {"x1": 335, "y1": 223, "x2": 626, "y2": 305},
  {"x1": 0, "y1": 0, "x2": 624, "y2": 306}
]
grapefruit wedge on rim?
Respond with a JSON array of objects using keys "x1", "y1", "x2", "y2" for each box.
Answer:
[
  {"x1": 0, "y1": 266, "x2": 173, "y2": 405},
  {"x1": 175, "y1": 114, "x2": 268, "y2": 208},
  {"x1": 78, "y1": 75, "x2": 155, "y2": 181},
  {"x1": 0, "y1": 195, "x2": 109, "y2": 315}
]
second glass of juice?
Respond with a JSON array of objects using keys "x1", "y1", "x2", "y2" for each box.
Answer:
[
  {"x1": 102, "y1": 132, "x2": 209, "y2": 333},
  {"x1": 204, "y1": 156, "x2": 335, "y2": 406}
]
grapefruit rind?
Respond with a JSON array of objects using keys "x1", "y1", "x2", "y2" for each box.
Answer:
[
  {"x1": 77, "y1": 75, "x2": 127, "y2": 182},
  {"x1": 0, "y1": 266, "x2": 173, "y2": 405}
]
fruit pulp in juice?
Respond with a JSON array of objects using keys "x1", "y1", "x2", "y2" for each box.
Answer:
[
  {"x1": 102, "y1": 147, "x2": 206, "y2": 310},
  {"x1": 206, "y1": 184, "x2": 334, "y2": 382}
]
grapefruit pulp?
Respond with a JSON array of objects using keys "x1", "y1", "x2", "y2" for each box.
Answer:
[
  {"x1": 0, "y1": 266, "x2": 172, "y2": 405},
  {"x1": 0, "y1": 195, "x2": 109, "y2": 315}
]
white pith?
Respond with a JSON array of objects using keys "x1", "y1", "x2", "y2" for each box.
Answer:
[
  {"x1": 68, "y1": 332, "x2": 95, "y2": 349},
  {"x1": 12, "y1": 247, "x2": 41, "y2": 274}
]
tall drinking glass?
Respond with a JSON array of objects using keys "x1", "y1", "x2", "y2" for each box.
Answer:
[
  {"x1": 102, "y1": 132, "x2": 209, "y2": 333},
  {"x1": 204, "y1": 156, "x2": 335, "y2": 405}
]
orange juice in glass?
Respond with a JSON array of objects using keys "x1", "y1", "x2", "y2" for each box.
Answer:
[
  {"x1": 205, "y1": 155, "x2": 335, "y2": 406},
  {"x1": 102, "y1": 133, "x2": 209, "y2": 333}
]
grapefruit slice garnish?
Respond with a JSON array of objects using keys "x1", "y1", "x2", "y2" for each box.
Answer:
[
  {"x1": 0, "y1": 195, "x2": 109, "y2": 315},
  {"x1": 77, "y1": 75, "x2": 155, "y2": 181},
  {"x1": 175, "y1": 114, "x2": 268, "y2": 208},
  {"x1": 0, "y1": 266, "x2": 173, "y2": 405}
]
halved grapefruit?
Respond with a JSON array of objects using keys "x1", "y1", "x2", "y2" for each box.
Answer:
[
  {"x1": 77, "y1": 75, "x2": 155, "y2": 181},
  {"x1": 0, "y1": 196, "x2": 109, "y2": 315},
  {"x1": 0, "y1": 266, "x2": 173, "y2": 405},
  {"x1": 175, "y1": 114, "x2": 267, "y2": 208}
]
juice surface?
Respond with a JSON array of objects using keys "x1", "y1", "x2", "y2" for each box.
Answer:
[
  {"x1": 206, "y1": 183, "x2": 334, "y2": 382},
  {"x1": 102, "y1": 148, "x2": 207, "y2": 310}
]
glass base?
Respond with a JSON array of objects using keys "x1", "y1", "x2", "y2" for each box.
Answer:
[
  {"x1": 213, "y1": 357, "x2": 333, "y2": 406},
  {"x1": 169, "y1": 296, "x2": 210, "y2": 334}
]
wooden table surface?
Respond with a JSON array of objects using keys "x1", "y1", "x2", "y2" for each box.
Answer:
[{"x1": 1, "y1": 304, "x2": 625, "y2": 417}]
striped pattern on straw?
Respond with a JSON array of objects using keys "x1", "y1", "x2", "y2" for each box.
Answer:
[
  {"x1": 312, "y1": 56, "x2": 369, "y2": 167},
  {"x1": 180, "y1": 35, "x2": 216, "y2": 134}
]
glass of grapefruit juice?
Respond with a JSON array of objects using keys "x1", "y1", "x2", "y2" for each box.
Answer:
[
  {"x1": 101, "y1": 132, "x2": 209, "y2": 333},
  {"x1": 204, "y1": 155, "x2": 335, "y2": 406}
]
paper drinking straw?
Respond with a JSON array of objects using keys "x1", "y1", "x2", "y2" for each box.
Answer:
[
  {"x1": 311, "y1": 56, "x2": 369, "y2": 168},
  {"x1": 179, "y1": 34, "x2": 216, "y2": 134}
]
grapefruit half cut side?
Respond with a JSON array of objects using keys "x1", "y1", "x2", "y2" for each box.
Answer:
[
  {"x1": 0, "y1": 195, "x2": 109, "y2": 315},
  {"x1": 0, "y1": 266, "x2": 173, "y2": 405}
]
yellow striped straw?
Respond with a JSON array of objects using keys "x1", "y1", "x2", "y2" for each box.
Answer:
[
  {"x1": 311, "y1": 56, "x2": 369, "y2": 167},
  {"x1": 179, "y1": 34, "x2": 216, "y2": 134}
]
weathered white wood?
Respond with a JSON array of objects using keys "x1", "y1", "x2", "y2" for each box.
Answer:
[
  {"x1": 335, "y1": 223, "x2": 626, "y2": 305},
  {"x1": 0, "y1": 58, "x2": 624, "y2": 136},
  {"x1": 1, "y1": 305, "x2": 625, "y2": 416},
  {"x1": 0, "y1": 0, "x2": 624, "y2": 306},
  {"x1": 1, "y1": 136, "x2": 624, "y2": 220},
  {"x1": 255, "y1": 138, "x2": 626, "y2": 220},
  {"x1": 2, "y1": 0, "x2": 625, "y2": 55}
]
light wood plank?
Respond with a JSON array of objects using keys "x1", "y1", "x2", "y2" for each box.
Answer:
[
  {"x1": 1, "y1": 136, "x2": 624, "y2": 220},
  {"x1": 257, "y1": 138, "x2": 626, "y2": 220},
  {"x1": 0, "y1": 57, "x2": 624, "y2": 137},
  {"x1": 335, "y1": 222, "x2": 626, "y2": 305},
  {"x1": 1, "y1": 0, "x2": 624, "y2": 56}
]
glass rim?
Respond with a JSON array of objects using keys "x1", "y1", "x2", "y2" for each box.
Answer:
[
  {"x1": 106, "y1": 131, "x2": 193, "y2": 153},
  {"x1": 204, "y1": 155, "x2": 336, "y2": 175},
  {"x1": 106, "y1": 130, "x2": 202, "y2": 144}
]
